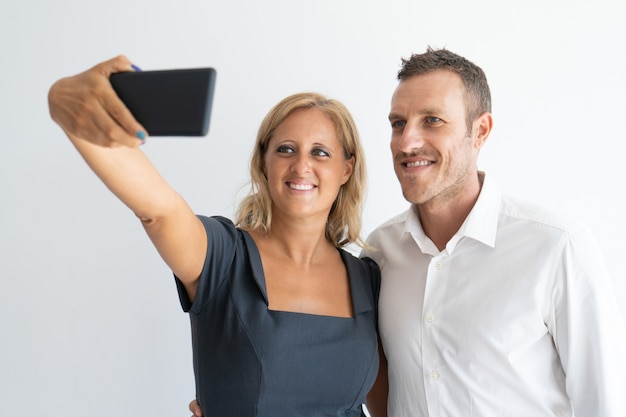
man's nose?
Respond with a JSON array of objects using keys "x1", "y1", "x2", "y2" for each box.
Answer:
[{"x1": 395, "y1": 124, "x2": 425, "y2": 153}]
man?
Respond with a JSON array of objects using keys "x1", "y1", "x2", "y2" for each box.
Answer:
[
  {"x1": 190, "y1": 48, "x2": 626, "y2": 416},
  {"x1": 361, "y1": 47, "x2": 626, "y2": 416}
]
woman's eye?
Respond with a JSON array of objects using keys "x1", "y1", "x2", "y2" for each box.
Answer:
[
  {"x1": 311, "y1": 148, "x2": 330, "y2": 157},
  {"x1": 276, "y1": 145, "x2": 295, "y2": 154}
]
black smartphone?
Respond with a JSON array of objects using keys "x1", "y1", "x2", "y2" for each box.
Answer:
[{"x1": 110, "y1": 68, "x2": 217, "y2": 136}]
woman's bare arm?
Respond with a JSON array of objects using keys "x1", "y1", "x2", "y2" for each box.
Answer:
[{"x1": 48, "y1": 55, "x2": 206, "y2": 299}]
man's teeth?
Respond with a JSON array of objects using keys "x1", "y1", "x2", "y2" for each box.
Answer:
[
  {"x1": 288, "y1": 183, "x2": 314, "y2": 190},
  {"x1": 406, "y1": 160, "x2": 431, "y2": 167}
]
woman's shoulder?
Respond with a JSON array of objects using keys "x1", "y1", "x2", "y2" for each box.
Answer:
[
  {"x1": 339, "y1": 249, "x2": 380, "y2": 281},
  {"x1": 196, "y1": 215, "x2": 250, "y2": 261},
  {"x1": 197, "y1": 214, "x2": 235, "y2": 228},
  {"x1": 339, "y1": 249, "x2": 381, "y2": 313},
  {"x1": 196, "y1": 215, "x2": 246, "y2": 240}
]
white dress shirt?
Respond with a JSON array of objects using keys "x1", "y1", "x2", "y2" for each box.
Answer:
[{"x1": 362, "y1": 174, "x2": 626, "y2": 417}]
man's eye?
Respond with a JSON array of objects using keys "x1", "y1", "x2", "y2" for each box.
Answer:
[
  {"x1": 426, "y1": 116, "x2": 442, "y2": 124},
  {"x1": 391, "y1": 120, "x2": 406, "y2": 129}
]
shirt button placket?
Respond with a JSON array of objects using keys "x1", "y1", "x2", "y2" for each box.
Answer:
[{"x1": 423, "y1": 255, "x2": 445, "y2": 415}]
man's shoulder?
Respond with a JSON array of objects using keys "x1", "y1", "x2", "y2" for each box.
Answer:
[
  {"x1": 363, "y1": 209, "x2": 412, "y2": 259},
  {"x1": 368, "y1": 209, "x2": 411, "y2": 236},
  {"x1": 499, "y1": 194, "x2": 584, "y2": 235},
  {"x1": 482, "y1": 173, "x2": 586, "y2": 235}
]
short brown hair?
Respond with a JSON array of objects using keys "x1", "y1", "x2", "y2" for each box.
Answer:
[{"x1": 398, "y1": 47, "x2": 492, "y2": 131}]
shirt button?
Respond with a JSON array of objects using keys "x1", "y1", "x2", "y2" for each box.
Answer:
[
  {"x1": 425, "y1": 314, "x2": 434, "y2": 323},
  {"x1": 434, "y1": 262, "x2": 442, "y2": 270},
  {"x1": 430, "y1": 371, "x2": 439, "y2": 380}
]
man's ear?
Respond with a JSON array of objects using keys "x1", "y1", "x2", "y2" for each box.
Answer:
[{"x1": 473, "y1": 112, "x2": 493, "y2": 150}]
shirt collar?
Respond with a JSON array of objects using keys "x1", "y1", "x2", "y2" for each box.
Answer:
[
  {"x1": 459, "y1": 172, "x2": 500, "y2": 248},
  {"x1": 403, "y1": 172, "x2": 501, "y2": 255}
]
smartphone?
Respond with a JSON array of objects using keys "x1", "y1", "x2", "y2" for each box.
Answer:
[{"x1": 110, "y1": 68, "x2": 217, "y2": 136}]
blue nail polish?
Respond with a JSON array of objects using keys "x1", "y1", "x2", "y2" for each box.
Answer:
[
  {"x1": 131, "y1": 64, "x2": 142, "y2": 72},
  {"x1": 137, "y1": 131, "x2": 146, "y2": 140}
]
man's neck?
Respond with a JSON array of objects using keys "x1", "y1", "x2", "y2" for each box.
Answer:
[{"x1": 417, "y1": 172, "x2": 485, "y2": 251}]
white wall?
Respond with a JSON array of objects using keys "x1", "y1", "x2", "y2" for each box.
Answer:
[{"x1": 1, "y1": 1, "x2": 624, "y2": 416}]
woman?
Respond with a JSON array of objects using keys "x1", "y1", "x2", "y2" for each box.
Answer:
[{"x1": 48, "y1": 56, "x2": 383, "y2": 417}]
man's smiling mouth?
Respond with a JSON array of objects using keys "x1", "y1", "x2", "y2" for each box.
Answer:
[{"x1": 405, "y1": 160, "x2": 433, "y2": 168}]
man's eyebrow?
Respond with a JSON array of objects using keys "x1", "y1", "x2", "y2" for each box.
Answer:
[
  {"x1": 388, "y1": 112, "x2": 403, "y2": 121},
  {"x1": 388, "y1": 107, "x2": 444, "y2": 121}
]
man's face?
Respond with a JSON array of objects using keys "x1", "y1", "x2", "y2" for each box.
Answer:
[{"x1": 388, "y1": 70, "x2": 482, "y2": 207}]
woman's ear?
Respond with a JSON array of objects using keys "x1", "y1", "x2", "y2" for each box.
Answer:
[{"x1": 342, "y1": 156, "x2": 355, "y2": 184}]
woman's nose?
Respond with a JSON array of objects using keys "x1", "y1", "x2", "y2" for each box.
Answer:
[{"x1": 291, "y1": 153, "x2": 311, "y2": 174}]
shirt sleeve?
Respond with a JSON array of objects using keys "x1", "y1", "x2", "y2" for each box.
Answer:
[
  {"x1": 549, "y1": 225, "x2": 626, "y2": 416},
  {"x1": 175, "y1": 215, "x2": 239, "y2": 313}
]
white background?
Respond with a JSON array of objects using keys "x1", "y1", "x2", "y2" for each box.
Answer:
[{"x1": 1, "y1": 1, "x2": 625, "y2": 416}]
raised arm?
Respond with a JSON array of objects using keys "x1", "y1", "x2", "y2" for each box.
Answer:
[{"x1": 48, "y1": 55, "x2": 206, "y2": 300}]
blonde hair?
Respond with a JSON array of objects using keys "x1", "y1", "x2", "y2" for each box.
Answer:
[{"x1": 235, "y1": 92, "x2": 367, "y2": 248}]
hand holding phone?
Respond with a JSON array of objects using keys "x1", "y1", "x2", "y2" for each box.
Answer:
[{"x1": 110, "y1": 68, "x2": 217, "y2": 137}]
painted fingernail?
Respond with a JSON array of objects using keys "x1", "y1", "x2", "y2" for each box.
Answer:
[
  {"x1": 137, "y1": 131, "x2": 146, "y2": 140},
  {"x1": 131, "y1": 64, "x2": 142, "y2": 72}
]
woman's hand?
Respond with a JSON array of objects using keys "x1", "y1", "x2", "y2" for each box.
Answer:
[
  {"x1": 48, "y1": 55, "x2": 147, "y2": 148},
  {"x1": 189, "y1": 399, "x2": 202, "y2": 417}
]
